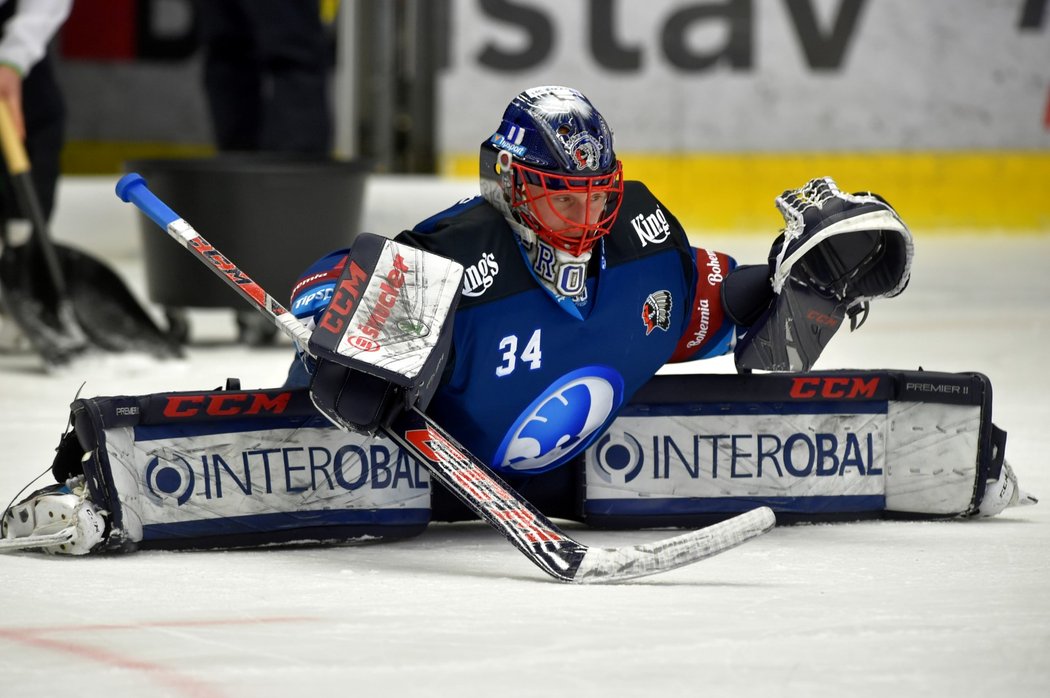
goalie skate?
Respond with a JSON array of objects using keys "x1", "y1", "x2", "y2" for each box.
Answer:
[
  {"x1": 973, "y1": 460, "x2": 1038, "y2": 518},
  {"x1": 736, "y1": 177, "x2": 913, "y2": 372},
  {"x1": 1, "y1": 476, "x2": 105, "y2": 555}
]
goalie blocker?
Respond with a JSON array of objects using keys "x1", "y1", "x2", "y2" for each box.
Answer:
[
  {"x1": 306, "y1": 233, "x2": 463, "y2": 435},
  {"x1": 4, "y1": 368, "x2": 1019, "y2": 554}
]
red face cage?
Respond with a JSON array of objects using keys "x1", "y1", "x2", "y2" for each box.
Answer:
[{"x1": 508, "y1": 160, "x2": 624, "y2": 256}]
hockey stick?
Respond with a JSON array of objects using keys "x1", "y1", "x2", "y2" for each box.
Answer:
[{"x1": 116, "y1": 173, "x2": 776, "y2": 583}]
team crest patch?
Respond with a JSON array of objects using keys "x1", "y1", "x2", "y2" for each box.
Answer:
[
  {"x1": 566, "y1": 133, "x2": 602, "y2": 171},
  {"x1": 642, "y1": 290, "x2": 672, "y2": 335}
]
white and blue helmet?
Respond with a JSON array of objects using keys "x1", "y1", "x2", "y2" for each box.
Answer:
[{"x1": 481, "y1": 86, "x2": 624, "y2": 256}]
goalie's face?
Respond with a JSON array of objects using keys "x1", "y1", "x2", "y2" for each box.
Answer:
[{"x1": 510, "y1": 161, "x2": 624, "y2": 256}]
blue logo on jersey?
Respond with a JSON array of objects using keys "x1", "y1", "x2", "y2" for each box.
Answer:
[{"x1": 494, "y1": 367, "x2": 625, "y2": 474}]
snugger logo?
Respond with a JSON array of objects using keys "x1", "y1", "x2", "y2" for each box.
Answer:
[{"x1": 494, "y1": 367, "x2": 625, "y2": 474}]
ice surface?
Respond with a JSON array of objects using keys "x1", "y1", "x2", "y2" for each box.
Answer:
[{"x1": 1, "y1": 223, "x2": 1047, "y2": 698}]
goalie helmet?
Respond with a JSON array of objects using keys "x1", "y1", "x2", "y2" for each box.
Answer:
[{"x1": 480, "y1": 86, "x2": 624, "y2": 256}]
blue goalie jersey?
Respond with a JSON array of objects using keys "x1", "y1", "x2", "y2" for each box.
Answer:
[{"x1": 289, "y1": 182, "x2": 737, "y2": 477}]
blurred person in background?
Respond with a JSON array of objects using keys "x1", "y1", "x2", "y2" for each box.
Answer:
[
  {"x1": 0, "y1": 0, "x2": 72, "y2": 221},
  {"x1": 196, "y1": 0, "x2": 332, "y2": 155}
]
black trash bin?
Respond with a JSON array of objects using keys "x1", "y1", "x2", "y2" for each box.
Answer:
[{"x1": 127, "y1": 155, "x2": 369, "y2": 344}]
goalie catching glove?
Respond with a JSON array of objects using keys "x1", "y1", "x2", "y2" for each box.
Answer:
[
  {"x1": 735, "y1": 177, "x2": 914, "y2": 372},
  {"x1": 306, "y1": 234, "x2": 464, "y2": 434}
]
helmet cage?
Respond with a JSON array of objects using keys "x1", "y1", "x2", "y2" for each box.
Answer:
[{"x1": 507, "y1": 158, "x2": 624, "y2": 257}]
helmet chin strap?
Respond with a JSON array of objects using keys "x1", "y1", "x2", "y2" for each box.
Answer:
[{"x1": 508, "y1": 217, "x2": 592, "y2": 301}]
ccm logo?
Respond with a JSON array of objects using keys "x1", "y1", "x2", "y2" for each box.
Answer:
[
  {"x1": 806, "y1": 309, "x2": 840, "y2": 326},
  {"x1": 163, "y1": 392, "x2": 292, "y2": 418},
  {"x1": 789, "y1": 377, "x2": 879, "y2": 399},
  {"x1": 318, "y1": 261, "x2": 369, "y2": 335}
]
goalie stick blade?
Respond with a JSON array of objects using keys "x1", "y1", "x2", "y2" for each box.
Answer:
[
  {"x1": 389, "y1": 408, "x2": 776, "y2": 583},
  {"x1": 571, "y1": 506, "x2": 777, "y2": 584}
]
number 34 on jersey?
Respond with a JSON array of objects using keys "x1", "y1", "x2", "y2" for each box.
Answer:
[{"x1": 496, "y1": 329, "x2": 542, "y2": 377}]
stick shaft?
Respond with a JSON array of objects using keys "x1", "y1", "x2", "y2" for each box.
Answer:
[{"x1": 116, "y1": 173, "x2": 310, "y2": 347}]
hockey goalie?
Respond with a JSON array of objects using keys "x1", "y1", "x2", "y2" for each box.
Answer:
[{"x1": 1, "y1": 85, "x2": 1033, "y2": 559}]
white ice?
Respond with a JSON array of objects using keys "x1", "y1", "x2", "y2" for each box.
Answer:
[{"x1": 1, "y1": 178, "x2": 1047, "y2": 698}]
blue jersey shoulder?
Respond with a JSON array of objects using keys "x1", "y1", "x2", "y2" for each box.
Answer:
[{"x1": 412, "y1": 196, "x2": 486, "y2": 234}]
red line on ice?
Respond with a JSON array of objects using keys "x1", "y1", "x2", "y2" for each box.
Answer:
[{"x1": 0, "y1": 616, "x2": 317, "y2": 697}]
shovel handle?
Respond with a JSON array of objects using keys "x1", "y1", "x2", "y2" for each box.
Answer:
[
  {"x1": 0, "y1": 101, "x2": 28, "y2": 175},
  {"x1": 0, "y1": 99, "x2": 69, "y2": 298}
]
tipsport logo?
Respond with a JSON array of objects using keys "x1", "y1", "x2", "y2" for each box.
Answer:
[
  {"x1": 291, "y1": 283, "x2": 334, "y2": 315},
  {"x1": 494, "y1": 367, "x2": 624, "y2": 474},
  {"x1": 591, "y1": 432, "x2": 645, "y2": 485}
]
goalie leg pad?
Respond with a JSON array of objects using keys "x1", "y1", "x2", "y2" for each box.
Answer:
[
  {"x1": 580, "y1": 369, "x2": 1014, "y2": 527},
  {"x1": 8, "y1": 385, "x2": 433, "y2": 554}
]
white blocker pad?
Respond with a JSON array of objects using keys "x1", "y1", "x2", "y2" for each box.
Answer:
[
  {"x1": 308, "y1": 233, "x2": 463, "y2": 388},
  {"x1": 582, "y1": 370, "x2": 1007, "y2": 526}
]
